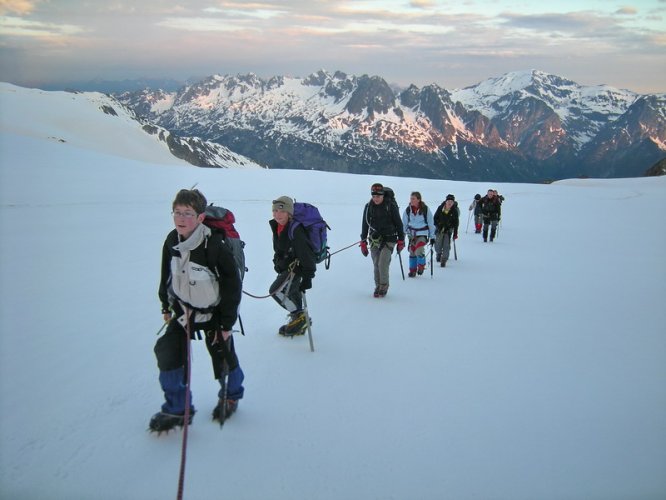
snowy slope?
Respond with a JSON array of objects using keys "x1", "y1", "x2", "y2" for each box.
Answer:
[
  {"x1": 0, "y1": 83, "x2": 189, "y2": 165},
  {"x1": 0, "y1": 83, "x2": 264, "y2": 170},
  {"x1": 0, "y1": 88, "x2": 665, "y2": 500}
]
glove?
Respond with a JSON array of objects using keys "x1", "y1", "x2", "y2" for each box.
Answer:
[
  {"x1": 396, "y1": 240, "x2": 405, "y2": 252},
  {"x1": 299, "y1": 276, "x2": 312, "y2": 292},
  {"x1": 453, "y1": 233, "x2": 458, "y2": 240},
  {"x1": 360, "y1": 240, "x2": 369, "y2": 257},
  {"x1": 429, "y1": 238, "x2": 436, "y2": 246}
]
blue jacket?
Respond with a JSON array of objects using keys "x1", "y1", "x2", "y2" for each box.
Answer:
[{"x1": 402, "y1": 204, "x2": 436, "y2": 240}]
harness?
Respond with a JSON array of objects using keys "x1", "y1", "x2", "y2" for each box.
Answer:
[{"x1": 365, "y1": 202, "x2": 397, "y2": 249}]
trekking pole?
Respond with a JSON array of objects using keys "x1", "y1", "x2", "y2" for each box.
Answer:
[
  {"x1": 466, "y1": 210, "x2": 472, "y2": 233},
  {"x1": 219, "y1": 359, "x2": 229, "y2": 427},
  {"x1": 397, "y1": 249, "x2": 405, "y2": 280},
  {"x1": 216, "y1": 336, "x2": 231, "y2": 428},
  {"x1": 430, "y1": 245, "x2": 434, "y2": 278},
  {"x1": 302, "y1": 292, "x2": 315, "y2": 352},
  {"x1": 155, "y1": 320, "x2": 168, "y2": 336},
  {"x1": 453, "y1": 237, "x2": 458, "y2": 261}
]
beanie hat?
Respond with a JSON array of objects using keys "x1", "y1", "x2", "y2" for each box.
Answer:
[
  {"x1": 446, "y1": 194, "x2": 455, "y2": 201},
  {"x1": 272, "y1": 196, "x2": 294, "y2": 215},
  {"x1": 371, "y1": 183, "x2": 385, "y2": 195},
  {"x1": 474, "y1": 193, "x2": 481, "y2": 200}
]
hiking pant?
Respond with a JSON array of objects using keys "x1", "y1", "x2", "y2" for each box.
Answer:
[
  {"x1": 436, "y1": 229, "x2": 452, "y2": 260},
  {"x1": 270, "y1": 271, "x2": 303, "y2": 313},
  {"x1": 154, "y1": 318, "x2": 244, "y2": 414},
  {"x1": 482, "y1": 217, "x2": 499, "y2": 240},
  {"x1": 408, "y1": 235, "x2": 427, "y2": 272},
  {"x1": 370, "y1": 241, "x2": 395, "y2": 286}
]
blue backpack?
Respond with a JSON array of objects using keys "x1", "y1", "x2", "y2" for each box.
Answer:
[{"x1": 287, "y1": 202, "x2": 330, "y2": 264}]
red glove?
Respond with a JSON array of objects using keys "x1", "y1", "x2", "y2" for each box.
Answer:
[
  {"x1": 360, "y1": 240, "x2": 369, "y2": 257},
  {"x1": 453, "y1": 234, "x2": 458, "y2": 240},
  {"x1": 396, "y1": 240, "x2": 405, "y2": 252}
]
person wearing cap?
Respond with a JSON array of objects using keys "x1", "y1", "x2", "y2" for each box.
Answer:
[
  {"x1": 269, "y1": 196, "x2": 317, "y2": 336},
  {"x1": 479, "y1": 189, "x2": 501, "y2": 242},
  {"x1": 434, "y1": 194, "x2": 460, "y2": 266},
  {"x1": 360, "y1": 183, "x2": 405, "y2": 297},
  {"x1": 401, "y1": 191, "x2": 436, "y2": 277}
]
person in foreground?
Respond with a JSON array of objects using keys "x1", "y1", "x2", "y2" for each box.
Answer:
[{"x1": 150, "y1": 188, "x2": 244, "y2": 433}]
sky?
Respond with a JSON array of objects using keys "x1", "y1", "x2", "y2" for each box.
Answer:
[
  {"x1": 1, "y1": 0, "x2": 665, "y2": 94},
  {"x1": 1, "y1": 84, "x2": 665, "y2": 500}
]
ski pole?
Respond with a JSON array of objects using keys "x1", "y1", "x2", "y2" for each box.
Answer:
[
  {"x1": 302, "y1": 292, "x2": 315, "y2": 352},
  {"x1": 155, "y1": 320, "x2": 168, "y2": 336},
  {"x1": 453, "y1": 237, "x2": 458, "y2": 260},
  {"x1": 156, "y1": 307, "x2": 173, "y2": 335},
  {"x1": 397, "y1": 248, "x2": 405, "y2": 280},
  {"x1": 238, "y1": 314, "x2": 246, "y2": 336},
  {"x1": 430, "y1": 245, "x2": 434, "y2": 278},
  {"x1": 466, "y1": 209, "x2": 472, "y2": 233},
  {"x1": 217, "y1": 337, "x2": 231, "y2": 427}
]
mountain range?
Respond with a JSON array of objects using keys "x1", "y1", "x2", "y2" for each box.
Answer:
[{"x1": 114, "y1": 69, "x2": 665, "y2": 182}]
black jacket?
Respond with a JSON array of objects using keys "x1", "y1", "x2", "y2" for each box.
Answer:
[
  {"x1": 270, "y1": 219, "x2": 316, "y2": 279},
  {"x1": 480, "y1": 196, "x2": 502, "y2": 220},
  {"x1": 434, "y1": 202, "x2": 460, "y2": 235},
  {"x1": 361, "y1": 200, "x2": 405, "y2": 242},
  {"x1": 159, "y1": 229, "x2": 242, "y2": 331}
]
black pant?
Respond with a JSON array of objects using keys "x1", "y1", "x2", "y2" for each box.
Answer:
[
  {"x1": 154, "y1": 318, "x2": 238, "y2": 378},
  {"x1": 269, "y1": 271, "x2": 303, "y2": 313}
]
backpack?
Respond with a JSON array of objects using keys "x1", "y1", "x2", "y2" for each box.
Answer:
[
  {"x1": 287, "y1": 202, "x2": 330, "y2": 264},
  {"x1": 203, "y1": 204, "x2": 247, "y2": 281},
  {"x1": 382, "y1": 187, "x2": 399, "y2": 212},
  {"x1": 405, "y1": 203, "x2": 428, "y2": 224}
]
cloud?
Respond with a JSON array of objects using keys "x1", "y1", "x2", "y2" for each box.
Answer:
[
  {"x1": 0, "y1": 15, "x2": 86, "y2": 38},
  {"x1": 0, "y1": 0, "x2": 38, "y2": 16},
  {"x1": 157, "y1": 16, "x2": 254, "y2": 32},
  {"x1": 409, "y1": 0, "x2": 437, "y2": 8},
  {"x1": 615, "y1": 7, "x2": 638, "y2": 15}
]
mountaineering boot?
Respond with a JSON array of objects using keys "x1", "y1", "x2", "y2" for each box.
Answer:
[
  {"x1": 417, "y1": 264, "x2": 425, "y2": 275},
  {"x1": 149, "y1": 410, "x2": 195, "y2": 433},
  {"x1": 279, "y1": 311, "x2": 308, "y2": 336},
  {"x1": 408, "y1": 270, "x2": 417, "y2": 278},
  {"x1": 212, "y1": 399, "x2": 238, "y2": 421},
  {"x1": 377, "y1": 284, "x2": 389, "y2": 297},
  {"x1": 475, "y1": 223, "x2": 482, "y2": 233},
  {"x1": 440, "y1": 259, "x2": 447, "y2": 268},
  {"x1": 373, "y1": 286, "x2": 380, "y2": 298}
]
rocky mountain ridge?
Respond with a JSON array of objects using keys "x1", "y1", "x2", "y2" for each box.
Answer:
[{"x1": 116, "y1": 69, "x2": 665, "y2": 181}]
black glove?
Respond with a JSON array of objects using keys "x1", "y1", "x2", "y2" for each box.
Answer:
[
  {"x1": 299, "y1": 276, "x2": 312, "y2": 292},
  {"x1": 429, "y1": 238, "x2": 436, "y2": 245}
]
